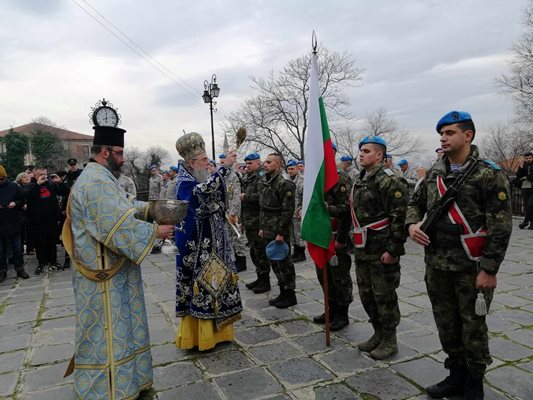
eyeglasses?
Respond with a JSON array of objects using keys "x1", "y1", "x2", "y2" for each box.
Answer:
[{"x1": 105, "y1": 147, "x2": 124, "y2": 157}]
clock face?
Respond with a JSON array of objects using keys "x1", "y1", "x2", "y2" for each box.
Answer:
[{"x1": 94, "y1": 106, "x2": 118, "y2": 127}]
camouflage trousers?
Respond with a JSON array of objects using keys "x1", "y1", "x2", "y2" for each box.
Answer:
[
  {"x1": 355, "y1": 257, "x2": 401, "y2": 334},
  {"x1": 264, "y1": 237, "x2": 296, "y2": 290},
  {"x1": 425, "y1": 266, "x2": 494, "y2": 374},
  {"x1": 291, "y1": 217, "x2": 305, "y2": 247},
  {"x1": 227, "y1": 222, "x2": 247, "y2": 256},
  {"x1": 315, "y1": 247, "x2": 353, "y2": 306},
  {"x1": 245, "y1": 228, "x2": 270, "y2": 277}
]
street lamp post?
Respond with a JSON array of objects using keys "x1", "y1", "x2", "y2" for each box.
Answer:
[{"x1": 202, "y1": 74, "x2": 220, "y2": 160}]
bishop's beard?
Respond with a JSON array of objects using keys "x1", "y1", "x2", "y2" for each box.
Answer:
[{"x1": 192, "y1": 167, "x2": 210, "y2": 183}]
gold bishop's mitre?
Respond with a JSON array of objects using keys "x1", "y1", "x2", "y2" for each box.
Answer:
[{"x1": 175, "y1": 132, "x2": 206, "y2": 160}]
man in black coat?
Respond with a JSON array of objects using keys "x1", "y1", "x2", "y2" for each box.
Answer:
[
  {"x1": 0, "y1": 165, "x2": 29, "y2": 282},
  {"x1": 24, "y1": 167, "x2": 67, "y2": 274},
  {"x1": 516, "y1": 152, "x2": 533, "y2": 229}
]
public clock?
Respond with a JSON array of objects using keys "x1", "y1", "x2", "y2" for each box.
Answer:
[{"x1": 90, "y1": 99, "x2": 120, "y2": 127}]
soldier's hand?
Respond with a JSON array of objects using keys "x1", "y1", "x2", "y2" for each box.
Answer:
[
  {"x1": 228, "y1": 214, "x2": 238, "y2": 224},
  {"x1": 275, "y1": 234, "x2": 284, "y2": 242},
  {"x1": 157, "y1": 225, "x2": 175, "y2": 239},
  {"x1": 408, "y1": 222, "x2": 430, "y2": 246},
  {"x1": 258, "y1": 230, "x2": 263, "y2": 238},
  {"x1": 7, "y1": 202, "x2": 16, "y2": 209},
  {"x1": 381, "y1": 251, "x2": 398, "y2": 264},
  {"x1": 239, "y1": 193, "x2": 245, "y2": 201},
  {"x1": 476, "y1": 270, "x2": 497, "y2": 289}
]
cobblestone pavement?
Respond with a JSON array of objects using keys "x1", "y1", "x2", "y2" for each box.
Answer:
[{"x1": 0, "y1": 220, "x2": 532, "y2": 399}]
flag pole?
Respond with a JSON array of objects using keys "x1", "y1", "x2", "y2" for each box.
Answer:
[{"x1": 312, "y1": 30, "x2": 331, "y2": 347}]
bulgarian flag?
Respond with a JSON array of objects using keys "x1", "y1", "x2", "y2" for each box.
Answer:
[{"x1": 301, "y1": 51, "x2": 339, "y2": 269}]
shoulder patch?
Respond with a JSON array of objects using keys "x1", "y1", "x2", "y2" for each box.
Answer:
[
  {"x1": 498, "y1": 191, "x2": 507, "y2": 201},
  {"x1": 340, "y1": 185, "x2": 347, "y2": 192},
  {"x1": 287, "y1": 191, "x2": 293, "y2": 197},
  {"x1": 383, "y1": 168, "x2": 395, "y2": 176},
  {"x1": 482, "y1": 159, "x2": 501, "y2": 171},
  {"x1": 394, "y1": 191, "x2": 402, "y2": 198}
]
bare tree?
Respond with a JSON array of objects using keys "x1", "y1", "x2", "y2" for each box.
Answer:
[
  {"x1": 332, "y1": 107, "x2": 423, "y2": 164},
  {"x1": 497, "y1": 1, "x2": 533, "y2": 126},
  {"x1": 123, "y1": 146, "x2": 171, "y2": 192},
  {"x1": 224, "y1": 47, "x2": 363, "y2": 160},
  {"x1": 480, "y1": 122, "x2": 533, "y2": 172}
]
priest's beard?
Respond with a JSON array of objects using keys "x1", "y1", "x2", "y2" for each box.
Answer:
[
  {"x1": 192, "y1": 167, "x2": 210, "y2": 183},
  {"x1": 106, "y1": 155, "x2": 122, "y2": 179}
]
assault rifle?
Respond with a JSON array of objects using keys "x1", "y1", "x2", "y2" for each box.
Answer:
[{"x1": 420, "y1": 157, "x2": 479, "y2": 233}]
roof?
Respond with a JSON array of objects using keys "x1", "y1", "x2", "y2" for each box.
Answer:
[{"x1": 0, "y1": 123, "x2": 93, "y2": 141}]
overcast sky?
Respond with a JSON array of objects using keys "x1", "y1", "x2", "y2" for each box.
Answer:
[{"x1": 0, "y1": 0, "x2": 528, "y2": 165}]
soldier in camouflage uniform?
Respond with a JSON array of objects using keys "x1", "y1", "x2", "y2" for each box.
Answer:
[
  {"x1": 158, "y1": 170, "x2": 169, "y2": 199},
  {"x1": 312, "y1": 149, "x2": 353, "y2": 331},
  {"x1": 340, "y1": 155, "x2": 359, "y2": 183},
  {"x1": 351, "y1": 136, "x2": 408, "y2": 360},
  {"x1": 225, "y1": 164, "x2": 247, "y2": 272},
  {"x1": 259, "y1": 154, "x2": 297, "y2": 308},
  {"x1": 163, "y1": 166, "x2": 178, "y2": 200},
  {"x1": 286, "y1": 160, "x2": 306, "y2": 262},
  {"x1": 148, "y1": 165, "x2": 162, "y2": 201},
  {"x1": 407, "y1": 111, "x2": 513, "y2": 400},
  {"x1": 240, "y1": 153, "x2": 270, "y2": 292}
]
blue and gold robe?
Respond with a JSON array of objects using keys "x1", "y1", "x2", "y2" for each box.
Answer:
[
  {"x1": 63, "y1": 162, "x2": 158, "y2": 400},
  {"x1": 175, "y1": 162, "x2": 242, "y2": 340}
]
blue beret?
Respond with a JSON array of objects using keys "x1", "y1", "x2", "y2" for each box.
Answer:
[
  {"x1": 386, "y1": 153, "x2": 392, "y2": 159},
  {"x1": 209, "y1": 159, "x2": 216, "y2": 165},
  {"x1": 435, "y1": 147, "x2": 443, "y2": 152},
  {"x1": 149, "y1": 164, "x2": 158, "y2": 170},
  {"x1": 266, "y1": 240, "x2": 289, "y2": 261},
  {"x1": 340, "y1": 155, "x2": 353, "y2": 162},
  {"x1": 297, "y1": 160, "x2": 304, "y2": 165},
  {"x1": 170, "y1": 166, "x2": 179, "y2": 172},
  {"x1": 244, "y1": 152, "x2": 260, "y2": 161},
  {"x1": 332, "y1": 143, "x2": 338, "y2": 151},
  {"x1": 218, "y1": 153, "x2": 226, "y2": 159},
  {"x1": 436, "y1": 111, "x2": 474, "y2": 133},
  {"x1": 359, "y1": 136, "x2": 387, "y2": 150},
  {"x1": 287, "y1": 160, "x2": 298, "y2": 167},
  {"x1": 397, "y1": 159, "x2": 408, "y2": 166}
]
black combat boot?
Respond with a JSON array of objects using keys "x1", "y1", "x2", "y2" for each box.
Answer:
[
  {"x1": 330, "y1": 304, "x2": 349, "y2": 331},
  {"x1": 464, "y1": 371, "x2": 484, "y2": 400},
  {"x1": 35, "y1": 265, "x2": 45, "y2": 275},
  {"x1": 313, "y1": 301, "x2": 337, "y2": 324},
  {"x1": 252, "y1": 275, "x2": 271, "y2": 294},
  {"x1": 426, "y1": 365, "x2": 466, "y2": 399},
  {"x1": 245, "y1": 277, "x2": 260, "y2": 290},
  {"x1": 235, "y1": 255, "x2": 247, "y2": 272},
  {"x1": 292, "y1": 246, "x2": 306, "y2": 263},
  {"x1": 15, "y1": 267, "x2": 30, "y2": 280},
  {"x1": 358, "y1": 322, "x2": 382, "y2": 352},
  {"x1": 62, "y1": 257, "x2": 71, "y2": 270},
  {"x1": 268, "y1": 289, "x2": 284, "y2": 306},
  {"x1": 519, "y1": 220, "x2": 529, "y2": 229},
  {"x1": 274, "y1": 289, "x2": 297, "y2": 309}
]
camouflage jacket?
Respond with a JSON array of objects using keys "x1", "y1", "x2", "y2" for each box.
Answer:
[
  {"x1": 148, "y1": 174, "x2": 162, "y2": 200},
  {"x1": 259, "y1": 170, "x2": 295, "y2": 239},
  {"x1": 241, "y1": 169, "x2": 263, "y2": 228},
  {"x1": 291, "y1": 172, "x2": 304, "y2": 214},
  {"x1": 351, "y1": 162, "x2": 409, "y2": 259},
  {"x1": 325, "y1": 169, "x2": 352, "y2": 245},
  {"x1": 406, "y1": 145, "x2": 513, "y2": 274},
  {"x1": 164, "y1": 175, "x2": 177, "y2": 200},
  {"x1": 225, "y1": 169, "x2": 241, "y2": 217}
]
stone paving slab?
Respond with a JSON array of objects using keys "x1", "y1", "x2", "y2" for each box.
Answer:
[{"x1": 0, "y1": 223, "x2": 531, "y2": 399}]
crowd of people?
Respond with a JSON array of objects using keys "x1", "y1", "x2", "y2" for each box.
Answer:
[
  {"x1": 0, "y1": 158, "x2": 86, "y2": 281},
  {"x1": 0, "y1": 109, "x2": 521, "y2": 400}
]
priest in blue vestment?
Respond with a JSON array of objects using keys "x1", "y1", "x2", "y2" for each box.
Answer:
[
  {"x1": 63, "y1": 124, "x2": 175, "y2": 400},
  {"x1": 174, "y1": 132, "x2": 243, "y2": 350}
]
